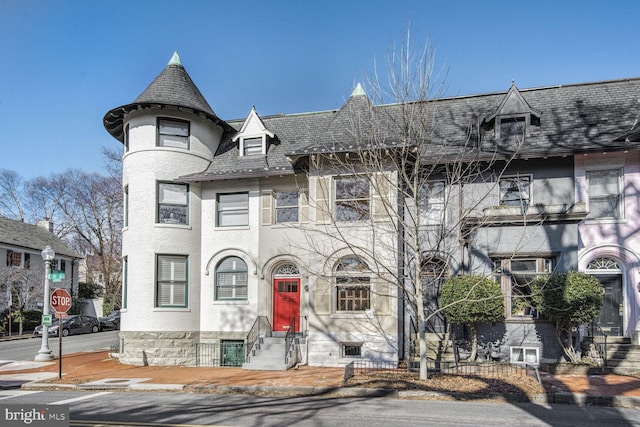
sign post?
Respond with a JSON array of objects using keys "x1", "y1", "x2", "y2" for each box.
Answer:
[{"x1": 50, "y1": 289, "x2": 72, "y2": 379}]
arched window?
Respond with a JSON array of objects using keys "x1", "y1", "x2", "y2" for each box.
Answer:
[
  {"x1": 587, "y1": 257, "x2": 621, "y2": 272},
  {"x1": 335, "y1": 257, "x2": 370, "y2": 311},
  {"x1": 274, "y1": 263, "x2": 300, "y2": 277},
  {"x1": 216, "y1": 257, "x2": 248, "y2": 300}
]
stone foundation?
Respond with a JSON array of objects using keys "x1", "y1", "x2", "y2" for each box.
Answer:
[{"x1": 118, "y1": 331, "x2": 200, "y2": 366}]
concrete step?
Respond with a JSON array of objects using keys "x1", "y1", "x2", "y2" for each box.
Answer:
[{"x1": 243, "y1": 336, "x2": 290, "y2": 371}]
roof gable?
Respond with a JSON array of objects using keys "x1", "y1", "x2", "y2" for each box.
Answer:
[
  {"x1": 232, "y1": 107, "x2": 275, "y2": 142},
  {"x1": 0, "y1": 217, "x2": 79, "y2": 258}
]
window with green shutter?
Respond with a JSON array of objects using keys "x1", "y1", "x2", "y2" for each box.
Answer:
[{"x1": 156, "y1": 255, "x2": 188, "y2": 307}]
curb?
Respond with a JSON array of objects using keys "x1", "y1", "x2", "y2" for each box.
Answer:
[{"x1": 18, "y1": 381, "x2": 640, "y2": 408}]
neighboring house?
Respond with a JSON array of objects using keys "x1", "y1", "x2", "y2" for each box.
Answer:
[
  {"x1": 0, "y1": 217, "x2": 80, "y2": 312},
  {"x1": 103, "y1": 52, "x2": 640, "y2": 367}
]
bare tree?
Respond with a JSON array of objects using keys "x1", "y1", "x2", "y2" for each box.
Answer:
[
  {"x1": 0, "y1": 264, "x2": 45, "y2": 335},
  {"x1": 0, "y1": 169, "x2": 28, "y2": 221},
  {"x1": 290, "y1": 29, "x2": 529, "y2": 380},
  {"x1": 34, "y1": 170, "x2": 123, "y2": 302}
]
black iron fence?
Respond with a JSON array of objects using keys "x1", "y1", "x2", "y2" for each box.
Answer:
[
  {"x1": 196, "y1": 341, "x2": 245, "y2": 367},
  {"x1": 347, "y1": 359, "x2": 532, "y2": 379}
]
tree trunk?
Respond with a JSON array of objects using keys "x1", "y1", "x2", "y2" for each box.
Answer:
[
  {"x1": 418, "y1": 318, "x2": 428, "y2": 380},
  {"x1": 554, "y1": 323, "x2": 579, "y2": 363},
  {"x1": 469, "y1": 323, "x2": 478, "y2": 361}
]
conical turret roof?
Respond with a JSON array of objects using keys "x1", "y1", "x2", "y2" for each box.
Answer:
[{"x1": 104, "y1": 52, "x2": 229, "y2": 142}]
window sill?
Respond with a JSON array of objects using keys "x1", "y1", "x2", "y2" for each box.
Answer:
[
  {"x1": 213, "y1": 300, "x2": 249, "y2": 305},
  {"x1": 331, "y1": 311, "x2": 373, "y2": 319},
  {"x1": 153, "y1": 307, "x2": 191, "y2": 312},
  {"x1": 155, "y1": 223, "x2": 192, "y2": 230},
  {"x1": 215, "y1": 226, "x2": 250, "y2": 231},
  {"x1": 583, "y1": 218, "x2": 626, "y2": 225}
]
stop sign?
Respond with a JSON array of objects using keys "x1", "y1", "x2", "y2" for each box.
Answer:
[{"x1": 50, "y1": 288, "x2": 72, "y2": 313}]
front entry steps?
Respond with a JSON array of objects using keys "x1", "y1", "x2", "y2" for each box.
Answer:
[{"x1": 242, "y1": 336, "x2": 290, "y2": 371}]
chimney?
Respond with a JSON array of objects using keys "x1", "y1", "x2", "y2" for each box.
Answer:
[{"x1": 37, "y1": 217, "x2": 54, "y2": 232}]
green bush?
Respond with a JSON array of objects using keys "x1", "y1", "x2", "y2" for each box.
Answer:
[
  {"x1": 441, "y1": 275, "x2": 504, "y2": 361},
  {"x1": 441, "y1": 275, "x2": 504, "y2": 324},
  {"x1": 531, "y1": 271, "x2": 603, "y2": 362}
]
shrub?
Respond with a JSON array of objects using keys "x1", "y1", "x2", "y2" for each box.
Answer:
[{"x1": 441, "y1": 275, "x2": 504, "y2": 360}]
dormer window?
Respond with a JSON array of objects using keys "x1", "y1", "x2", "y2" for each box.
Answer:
[
  {"x1": 241, "y1": 136, "x2": 265, "y2": 156},
  {"x1": 496, "y1": 115, "x2": 529, "y2": 139},
  {"x1": 234, "y1": 107, "x2": 275, "y2": 157},
  {"x1": 483, "y1": 83, "x2": 541, "y2": 141}
]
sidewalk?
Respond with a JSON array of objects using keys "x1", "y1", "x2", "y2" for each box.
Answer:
[{"x1": 1, "y1": 350, "x2": 640, "y2": 407}]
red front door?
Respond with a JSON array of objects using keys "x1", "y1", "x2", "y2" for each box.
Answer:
[{"x1": 273, "y1": 278, "x2": 300, "y2": 332}]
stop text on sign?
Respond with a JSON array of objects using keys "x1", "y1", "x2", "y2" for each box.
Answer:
[{"x1": 51, "y1": 294, "x2": 71, "y2": 307}]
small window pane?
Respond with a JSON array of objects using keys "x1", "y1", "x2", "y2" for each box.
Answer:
[
  {"x1": 500, "y1": 176, "x2": 530, "y2": 208},
  {"x1": 158, "y1": 183, "x2": 188, "y2": 224},
  {"x1": 156, "y1": 255, "x2": 187, "y2": 307},
  {"x1": 243, "y1": 137, "x2": 263, "y2": 156},
  {"x1": 217, "y1": 193, "x2": 249, "y2": 227},
  {"x1": 335, "y1": 176, "x2": 370, "y2": 221},
  {"x1": 158, "y1": 119, "x2": 189, "y2": 149},
  {"x1": 276, "y1": 191, "x2": 299, "y2": 223},
  {"x1": 216, "y1": 256, "x2": 248, "y2": 300},
  {"x1": 588, "y1": 170, "x2": 622, "y2": 219}
]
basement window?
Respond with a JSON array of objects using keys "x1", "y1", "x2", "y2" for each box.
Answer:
[
  {"x1": 510, "y1": 346, "x2": 539, "y2": 366},
  {"x1": 341, "y1": 343, "x2": 363, "y2": 358}
]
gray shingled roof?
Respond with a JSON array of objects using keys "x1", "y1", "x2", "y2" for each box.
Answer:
[
  {"x1": 102, "y1": 54, "x2": 640, "y2": 181},
  {"x1": 0, "y1": 217, "x2": 80, "y2": 258},
  {"x1": 103, "y1": 53, "x2": 230, "y2": 142},
  {"x1": 180, "y1": 77, "x2": 640, "y2": 182}
]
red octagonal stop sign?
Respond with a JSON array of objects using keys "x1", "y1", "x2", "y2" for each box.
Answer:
[{"x1": 51, "y1": 288, "x2": 72, "y2": 313}]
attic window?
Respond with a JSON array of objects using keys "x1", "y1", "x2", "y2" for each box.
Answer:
[
  {"x1": 241, "y1": 136, "x2": 265, "y2": 156},
  {"x1": 496, "y1": 115, "x2": 530, "y2": 139}
]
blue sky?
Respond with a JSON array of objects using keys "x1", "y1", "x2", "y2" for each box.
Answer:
[{"x1": 2, "y1": 0, "x2": 640, "y2": 179}]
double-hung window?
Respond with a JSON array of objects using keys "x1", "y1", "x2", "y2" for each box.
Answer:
[
  {"x1": 242, "y1": 137, "x2": 263, "y2": 156},
  {"x1": 217, "y1": 193, "x2": 249, "y2": 227},
  {"x1": 158, "y1": 183, "x2": 188, "y2": 225},
  {"x1": 216, "y1": 256, "x2": 248, "y2": 300},
  {"x1": 335, "y1": 257, "x2": 371, "y2": 311},
  {"x1": 587, "y1": 169, "x2": 623, "y2": 219},
  {"x1": 335, "y1": 176, "x2": 370, "y2": 221},
  {"x1": 418, "y1": 181, "x2": 445, "y2": 225},
  {"x1": 275, "y1": 191, "x2": 299, "y2": 223},
  {"x1": 157, "y1": 118, "x2": 189, "y2": 149},
  {"x1": 6, "y1": 250, "x2": 29, "y2": 268},
  {"x1": 495, "y1": 258, "x2": 552, "y2": 317},
  {"x1": 499, "y1": 176, "x2": 531, "y2": 213},
  {"x1": 156, "y1": 255, "x2": 188, "y2": 307}
]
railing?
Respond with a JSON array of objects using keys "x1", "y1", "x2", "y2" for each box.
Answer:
[
  {"x1": 348, "y1": 359, "x2": 530, "y2": 378},
  {"x1": 285, "y1": 315, "x2": 307, "y2": 365},
  {"x1": 587, "y1": 321, "x2": 608, "y2": 367},
  {"x1": 245, "y1": 316, "x2": 272, "y2": 363}
]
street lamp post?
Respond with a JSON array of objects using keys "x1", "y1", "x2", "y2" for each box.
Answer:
[{"x1": 35, "y1": 245, "x2": 55, "y2": 361}]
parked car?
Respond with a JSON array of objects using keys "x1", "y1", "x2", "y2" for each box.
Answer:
[
  {"x1": 33, "y1": 315, "x2": 100, "y2": 337},
  {"x1": 99, "y1": 310, "x2": 120, "y2": 330}
]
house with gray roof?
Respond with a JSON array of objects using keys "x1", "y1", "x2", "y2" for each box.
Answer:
[
  {"x1": 104, "y1": 52, "x2": 640, "y2": 369},
  {"x1": 0, "y1": 217, "x2": 80, "y2": 312}
]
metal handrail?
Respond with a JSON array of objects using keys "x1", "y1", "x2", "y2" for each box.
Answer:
[
  {"x1": 285, "y1": 315, "x2": 307, "y2": 365},
  {"x1": 246, "y1": 316, "x2": 272, "y2": 363},
  {"x1": 588, "y1": 321, "x2": 608, "y2": 367}
]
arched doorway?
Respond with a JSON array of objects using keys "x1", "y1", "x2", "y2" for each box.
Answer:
[
  {"x1": 587, "y1": 257, "x2": 624, "y2": 336},
  {"x1": 272, "y1": 263, "x2": 301, "y2": 333}
]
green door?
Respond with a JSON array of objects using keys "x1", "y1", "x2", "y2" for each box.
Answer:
[{"x1": 220, "y1": 340, "x2": 245, "y2": 367}]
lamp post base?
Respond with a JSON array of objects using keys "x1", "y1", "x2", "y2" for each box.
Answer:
[{"x1": 34, "y1": 348, "x2": 54, "y2": 361}]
